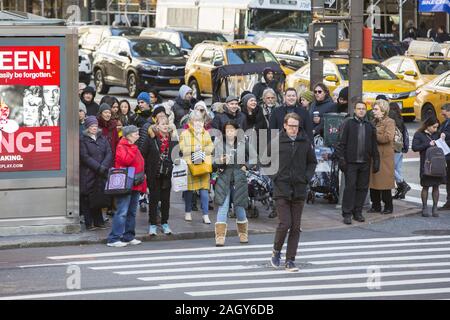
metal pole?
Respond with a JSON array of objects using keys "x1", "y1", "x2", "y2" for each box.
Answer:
[
  {"x1": 399, "y1": 0, "x2": 403, "y2": 42},
  {"x1": 310, "y1": 0, "x2": 324, "y2": 91},
  {"x1": 348, "y1": 0, "x2": 363, "y2": 116}
]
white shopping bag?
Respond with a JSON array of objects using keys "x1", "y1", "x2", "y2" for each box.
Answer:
[{"x1": 171, "y1": 159, "x2": 188, "y2": 192}]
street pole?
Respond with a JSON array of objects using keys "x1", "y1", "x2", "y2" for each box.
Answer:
[
  {"x1": 348, "y1": 0, "x2": 364, "y2": 116},
  {"x1": 399, "y1": 0, "x2": 403, "y2": 42},
  {"x1": 310, "y1": 0, "x2": 324, "y2": 91}
]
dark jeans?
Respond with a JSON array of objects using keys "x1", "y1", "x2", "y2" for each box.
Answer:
[
  {"x1": 446, "y1": 160, "x2": 450, "y2": 201},
  {"x1": 80, "y1": 194, "x2": 103, "y2": 227},
  {"x1": 342, "y1": 163, "x2": 370, "y2": 217},
  {"x1": 107, "y1": 191, "x2": 140, "y2": 243},
  {"x1": 273, "y1": 198, "x2": 305, "y2": 261},
  {"x1": 370, "y1": 189, "x2": 393, "y2": 211},
  {"x1": 148, "y1": 178, "x2": 171, "y2": 225}
]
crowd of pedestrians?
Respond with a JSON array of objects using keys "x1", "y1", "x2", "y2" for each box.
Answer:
[{"x1": 78, "y1": 73, "x2": 450, "y2": 270}]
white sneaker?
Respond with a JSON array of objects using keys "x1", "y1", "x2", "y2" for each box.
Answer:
[
  {"x1": 202, "y1": 215, "x2": 211, "y2": 224},
  {"x1": 107, "y1": 241, "x2": 128, "y2": 248},
  {"x1": 185, "y1": 212, "x2": 192, "y2": 221},
  {"x1": 127, "y1": 239, "x2": 142, "y2": 245}
]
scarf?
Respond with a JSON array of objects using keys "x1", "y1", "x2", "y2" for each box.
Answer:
[{"x1": 159, "y1": 132, "x2": 170, "y2": 156}]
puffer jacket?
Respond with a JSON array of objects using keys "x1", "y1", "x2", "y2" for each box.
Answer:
[
  {"x1": 115, "y1": 137, "x2": 147, "y2": 193},
  {"x1": 213, "y1": 136, "x2": 256, "y2": 208}
]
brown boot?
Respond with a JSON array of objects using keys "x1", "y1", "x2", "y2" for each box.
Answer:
[
  {"x1": 215, "y1": 223, "x2": 227, "y2": 247},
  {"x1": 236, "y1": 220, "x2": 248, "y2": 244}
]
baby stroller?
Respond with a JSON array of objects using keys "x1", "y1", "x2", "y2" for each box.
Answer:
[
  {"x1": 307, "y1": 146, "x2": 339, "y2": 204},
  {"x1": 246, "y1": 169, "x2": 276, "y2": 218}
]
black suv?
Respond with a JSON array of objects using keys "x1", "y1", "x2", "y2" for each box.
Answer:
[
  {"x1": 78, "y1": 26, "x2": 144, "y2": 63},
  {"x1": 93, "y1": 36, "x2": 186, "y2": 97}
]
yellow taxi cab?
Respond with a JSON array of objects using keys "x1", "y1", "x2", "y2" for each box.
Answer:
[
  {"x1": 184, "y1": 40, "x2": 293, "y2": 99},
  {"x1": 414, "y1": 70, "x2": 450, "y2": 123},
  {"x1": 285, "y1": 58, "x2": 417, "y2": 120},
  {"x1": 382, "y1": 40, "x2": 450, "y2": 89}
]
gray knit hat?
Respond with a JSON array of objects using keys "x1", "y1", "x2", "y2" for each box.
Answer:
[
  {"x1": 122, "y1": 125, "x2": 139, "y2": 138},
  {"x1": 98, "y1": 102, "x2": 111, "y2": 115},
  {"x1": 79, "y1": 101, "x2": 87, "y2": 114},
  {"x1": 84, "y1": 116, "x2": 98, "y2": 128}
]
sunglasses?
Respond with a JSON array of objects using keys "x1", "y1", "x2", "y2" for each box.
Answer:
[{"x1": 314, "y1": 90, "x2": 323, "y2": 94}]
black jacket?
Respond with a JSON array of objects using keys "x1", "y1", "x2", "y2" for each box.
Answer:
[
  {"x1": 412, "y1": 131, "x2": 440, "y2": 177},
  {"x1": 140, "y1": 126, "x2": 178, "y2": 186},
  {"x1": 211, "y1": 105, "x2": 247, "y2": 132},
  {"x1": 269, "y1": 103, "x2": 313, "y2": 142},
  {"x1": 79, "y1": 132, "x2": 113, "y2": 195},
  {"x1": 309, "y1": 97, "x2": 338, "y2": 136},
  {"x1": 172, "y1": 96, "x2": 193, "y2": 128},
  {"x1": 242, "y1": 105, "x2": 268, "y2": 132},
  {"x1": 440, "y1": 119, "x2": 450, "y2": 161},
  {"x1": 130, "y1": 107, "x2": 152, "y2": 128},
  {"x1": 80, "y1": 86, "x2": 99, "y2": 116},
  {"x1": 272, "y1": 131, "x2": 317, "y2": 201},
  {"x1": 336, "y1": 116, "x2": 380, "y2": 170}
]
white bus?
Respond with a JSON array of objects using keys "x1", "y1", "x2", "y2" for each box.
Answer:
[{"x1": 155, "y1": 0, "x2": 311, "y2": 41}]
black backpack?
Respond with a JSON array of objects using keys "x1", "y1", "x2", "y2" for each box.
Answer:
[{"x1": 424, "y1": 146, "x2": 446, "y2": 177}]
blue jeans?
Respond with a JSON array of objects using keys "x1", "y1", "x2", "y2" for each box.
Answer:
[
  {"x1": 185, "y1": 189, "x2": 209, "y2": 215},
  {"x1": 216, "y1": 191, "x2": 247, "y2": 223},
  {"x1": 107, "y1": 191, "x2": 140, "y2": 243},
  {"x1": 394, "y1": 152, "x2": 404, "y2": 183}
]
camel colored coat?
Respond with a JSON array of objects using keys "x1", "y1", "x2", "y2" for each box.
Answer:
[{"x1": 370, "y1": 116, "x2": 396, "y2": 190}]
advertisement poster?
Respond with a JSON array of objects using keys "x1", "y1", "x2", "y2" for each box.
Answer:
[{"x1": 0, "y1": 46, "x2": 61, "y2": 172}]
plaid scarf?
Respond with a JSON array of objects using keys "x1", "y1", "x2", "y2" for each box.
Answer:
[{"x1": 159, "y1": 132, "x2": 170, "y2": 157}]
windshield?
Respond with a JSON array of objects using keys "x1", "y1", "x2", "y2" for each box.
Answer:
[
  {"x1": 338, "y1": 63, "x2": 398, "y2": 81},
  {"x1": 226, "y1": 48, "x2": 278, "y2": 64},
  {"x1": 130, "y1": 40, "x2": 182, "y2": 57},
  {"x1": 248, "y1": 9, "x2": 311, "y2": 33},
  {"x1": 111, "y1": 28, "x2": 143, "y2": 36},
  {"x1": 416, "y1": 60, "x2": 450, "y2": 75},
  {"x1": 181, "y1": 32, "x2": 227, "y2": 50}
]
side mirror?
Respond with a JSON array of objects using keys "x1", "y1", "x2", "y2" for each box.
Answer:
[
  {"x1": 404, "y1": 70, "x2": 417, "y2": 77},
  {"x1": 396, "y1": 74, "x2": 405, "y2": 80},
  {"x1": 213, "y1": 60, "x2": 223, "y2": 67},
  {"x1": 118, "y1": 51, "x2": 129, "y2": 57},
  {"x1": 324, "y1": 75, "x2": 339, "y2": 83}
]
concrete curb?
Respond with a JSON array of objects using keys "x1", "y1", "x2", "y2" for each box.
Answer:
[{"x1": 0, "y1": 207, "x2": 419, "y2": 250}]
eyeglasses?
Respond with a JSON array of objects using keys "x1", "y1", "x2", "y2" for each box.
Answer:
[{"x1": 314, "y1": 90, "x2": 323, "y2": 94}]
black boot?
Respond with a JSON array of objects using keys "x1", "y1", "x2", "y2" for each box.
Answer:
[
  {"x1": 398, "y1": 181, "x2": 411, "y2": 199},
  {"x1": 393, "y1": 183, "x2": 403, "y2": 199}
]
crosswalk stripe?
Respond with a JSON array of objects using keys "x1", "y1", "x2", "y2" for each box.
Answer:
[
  {"x1": 88, "y1": 240, "x2": 450, "y2": 271},
  {"x1": 21, "y1": 246, "x2": 450, "y2": 268},
  {"x1": 312, "y1": 254, "x2": 450, "y2": 265},
  {"x1": 137, "y1": 262, "x2": 450, "y2": 282},
  {"x1": 249, "y1": 287, "x2": 450, "y2": 300},
  {"x1": 115, "y1": 265, "x2": 260, "y2": 275},
  {"x1": 185, "y1": 277, "x2": 450, "y2": 297},
  {"x1": 158, "y1": 269, "x2": 450, "y2": 290},
  {"x1": 45, "y1": 235, "x2": 450, "y2": 260}
]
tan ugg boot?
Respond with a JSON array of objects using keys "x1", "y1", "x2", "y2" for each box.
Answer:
[
  {"x1": 215, "y1": 223, "x2": 227, "y2": 247},
  {"x1": 236, "y1": 220, "x2": 248, "y2": 243}
]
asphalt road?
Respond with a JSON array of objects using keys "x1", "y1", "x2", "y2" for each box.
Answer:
[{"x1": 1, "y1": 213, "x2": 450, "y2": 301}]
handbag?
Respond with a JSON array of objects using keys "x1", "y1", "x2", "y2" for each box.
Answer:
[
  {"x1": 104, "y1": 167, "x2": 135, "y2": 195},
  {"x1": 172, "y1": 159, "x2": 188, "y2": 192},
  {"x1": 188, "y1": 162, "x2": 213, "y2": 176}
]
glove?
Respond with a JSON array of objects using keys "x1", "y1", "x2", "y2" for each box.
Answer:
[
  {"x1": 338, "y1": 159, "x2": 347, "y2": 173},
  {"x1": 372, "y1": 159, "x2": 380, "y2": 174},
  {"x1": 98, "y1": 166, "x2": 109, "y2": 177}
]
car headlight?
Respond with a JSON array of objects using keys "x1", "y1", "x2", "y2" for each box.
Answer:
[{"x1": 141, "y1": 64, "x2": 160, "y2": 71}]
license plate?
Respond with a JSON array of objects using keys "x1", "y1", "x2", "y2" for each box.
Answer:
[{"x1": 169, "y1": 79, "x2": 181, "y2": 84}]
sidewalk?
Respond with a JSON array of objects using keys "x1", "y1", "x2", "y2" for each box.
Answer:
[{"x1": 0, "y1": 192, "x2": 420, "y2": 250}]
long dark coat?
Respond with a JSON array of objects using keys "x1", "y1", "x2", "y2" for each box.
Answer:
[{"x1": 79, "y1": 132, "x2": 113, "y2": 195}]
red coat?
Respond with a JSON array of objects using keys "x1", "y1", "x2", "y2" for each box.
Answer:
[{"x1": 115, "y1": 138, "x2": 147, "y2": 193}]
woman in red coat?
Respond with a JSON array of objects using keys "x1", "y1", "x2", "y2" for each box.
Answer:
[
  {"x1": 97, "y1": 103, "x2": 120, "y2": 157},
  {"x1": 107, "y1": 125, "x2": 147, "y2": 247}
]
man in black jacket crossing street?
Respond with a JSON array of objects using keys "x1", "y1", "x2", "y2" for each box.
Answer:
[
  {"x1": 270, "y1": 113, "x2": 317, "y2": 272},
  {"x1": 336, "y1": 101, "x2": 380, "y2": 225}
]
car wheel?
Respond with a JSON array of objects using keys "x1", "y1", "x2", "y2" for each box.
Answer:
[
  {"x1": 421, "y1": 104, "x2": 436, "y2": 121},
  {"x1": 94, "y1": 69, "x2": 109, "y2": 94},
  {"x1": 189, "y1": 79, "x2": 202, "y2": 100},
  {"x1": 127, "y1": 72, "x2": 139, "y2": 98}
]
